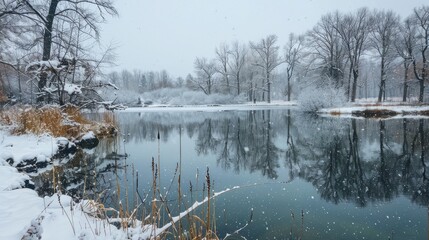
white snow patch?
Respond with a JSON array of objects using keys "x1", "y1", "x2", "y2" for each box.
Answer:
[
  {"x1": 25, "y1": 60, "x2": 61, "y2": 72},
  {"x1": 122, "y1": 100, "x2": 297, "y2": 113},
  {"x1": 81, "y1": 131, "x2": 96, "y2": 140},
  {"x1": 0, "y1": 131, "x2": 57, "y2": 166},
  {"x1": 63, "y1": 83, "x2": 82, "y2": 95},
  {"x1": 0, "y1": 166, "x2": 31, "y2": 191}
]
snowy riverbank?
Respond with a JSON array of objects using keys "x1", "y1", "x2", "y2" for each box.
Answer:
[
  {"x1": 0, "y1": 102, "x2": 296, "y2": 239},
  {"x1": 0, "y1": 130, "x2": 98, "y2": 239},
  {"x1": 124, "y1": 100, "x2": 297, "y2": 112},
  {"x1": 0, "y1": 127, "x2": 239, "y2": 239},
  {"x1": 319, "y1": 104, "x2": 429, "y2": 119}
]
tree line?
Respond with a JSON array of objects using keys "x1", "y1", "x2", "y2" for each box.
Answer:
[
  {"x1": 105, "y1": 5, "x2": 429, "y2": 104},
  {"x1": 1, "y1": 3, "x2": 428, "y2": 105},
  {"x1": 189, "y1": 6, "x2": 429, "y2": 103}
]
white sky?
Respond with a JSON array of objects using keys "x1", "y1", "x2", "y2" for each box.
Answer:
[{"x1": 101, "y1": 0, "x2": 428, "y2": 78}]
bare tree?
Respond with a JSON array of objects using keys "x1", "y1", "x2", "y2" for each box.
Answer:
[
  {"x1": 193, "y1": 57, "x2": 217, "y2": 95},
  {"x1": 0, "y1": 1, "x2": 34, "y2": 75},
  {"x1": 1, "y1": 0, "x2": 117, "y2": 103},
  {"x1": 410, "y1": 5, "x2": 429, "y2": 102},
  {"x1": 284, "y1": 33, "x2": 303, "y2": 101},
  {"x1": 228, "y1": 41, "x2": 247, "y2": 96},
  {"x1": 215, "y1": 43, "x2": 230, "y2": 94},
  {"x1": 395, "y1": 18, "x2": 417, "y2": 102},
  {"x1": 306, "y1": 12, "x2": 346, "y2": 87},
  {"x1": 334, "y1": 8, "x2": 372, "y2": 102},
  {"x1": 159, "y1": 69, "x2": 173, "y2": 88},
  {"x1": 250, "y1": 34, "x2": 283, "y2": 103},
  {"x1": 370, "y1": 10, "x2": 400, "y2": 102}
]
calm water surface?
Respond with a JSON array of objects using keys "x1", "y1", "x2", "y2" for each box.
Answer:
[{"x1": 34, "y1": 108, "x2": 429, "y2": 239}]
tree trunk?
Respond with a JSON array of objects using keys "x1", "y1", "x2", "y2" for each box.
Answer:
[
  {"x1": 37, "y1": 0, "x2": 60, "y2": 103},
  {"x1": 18, "y1": 60, "x2": 22, "y2": 101},
  {"x1": 347, "y1": 63, "x2": 353, "y2": 101},
  {"x1": 237, "y1": 72, "x2": 240, "y2": 95},
  {"x1": 351, "y1": 69, "x2": 358, "y2": 102},
  {"x1": 378, "y1": 57, "x2": 386, "y2": 102},
  {"x1": 267, "y1": 72, "x2": 271, "y2": 103},
  {"x1": 287, "y1": 75, "x2": 291, "y2": 101},
  {"x1": 403, "y1": 61, "x2": 409, "y2": 102},
  {"x1": 419, "y1": 54, "x2": 426, "y2": 102},
  {"x1": 207, "y1": 77, "x2": 211, "y2": 95}
]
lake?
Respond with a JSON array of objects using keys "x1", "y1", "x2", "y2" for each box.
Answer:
[{"x1": 32, "y1": 107, "x2": 429, "y2": 239}]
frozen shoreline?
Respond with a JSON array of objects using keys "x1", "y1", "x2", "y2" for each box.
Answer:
[
  {"x1": 2, "y1": 101, "x2": 429, "y2": 239},
  {"x1": 318, "y1": 104, "x2": 429, "y2": 119},
  {"x1": 121, "y1": 100, "x2": 298, "y2": 112}
]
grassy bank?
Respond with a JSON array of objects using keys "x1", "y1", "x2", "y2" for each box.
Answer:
[{"x1": 0, "y1": 105, "x2": 117, "y2": 138}]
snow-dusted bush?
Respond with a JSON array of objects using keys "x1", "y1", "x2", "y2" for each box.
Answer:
[
  {"x1": 140, "y1": 88, "x2": 247, "y2": 105},
  {"x1": 25, "y1": 59, "x2": 119, "y2": 107},
  {"x1": 99, "y1": 88, "x2": 141, "y2": 105},
  {"x1": 297, "y1": 83, "x2": 347, "y2": 112}
]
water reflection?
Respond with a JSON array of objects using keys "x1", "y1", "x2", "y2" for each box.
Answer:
[
  {"x1": 31, "y1": 137, "x2": 125, "y2": 206},
  {"x1": 115, "y1": 110, "x2": 429, "y2": 207},
  {"x1": 30, "y1": 109, "x2": 429, "y2": 239}
]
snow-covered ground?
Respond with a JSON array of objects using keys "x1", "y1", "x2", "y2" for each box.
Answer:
[
  {"x1": 0, "y1": 130, "x2": 98, "y2": 240},
  {"x1": 0, "y1": 128, "x2": 237, "y2": 239},
  {"x1": 1, "y1": 133, "x2": 58, "y2": 170},
  {"x1": 123, "y1": 100, "x2": 297, "y2": 112}
]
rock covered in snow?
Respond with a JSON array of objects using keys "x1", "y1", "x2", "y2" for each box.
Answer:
[
  {"x1": 14, "y1": 156, "x2": 50, "y2": 173},
  {"x1": 75, "y1": 131, "x2": 99, "y2": 149},
  {"x1": 55, "y1": 137, "x2": 77, "y2": 158}
]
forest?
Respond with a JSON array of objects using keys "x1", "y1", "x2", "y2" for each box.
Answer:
[{"x1": 1, "y1": 3, "x2": 429, "y2": 109}]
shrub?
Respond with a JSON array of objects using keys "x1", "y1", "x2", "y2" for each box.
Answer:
[
  {"x1": 141, "y1": 88, "x2": 247, "y2": 105},
  {"x1": 297, "y1": 83, "x2": 347, "y2": 112}
]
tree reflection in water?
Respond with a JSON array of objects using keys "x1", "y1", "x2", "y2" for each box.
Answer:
[
  {"x1": 32, "y1": 109, "x2": 429, "y2": 211},
  {"x1": 115, "y1": 110, "x2": 429, "y2": 208}
]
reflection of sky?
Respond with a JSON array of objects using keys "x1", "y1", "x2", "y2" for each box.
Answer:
[{"x1": 110, "y1": 110, "x2": 428, "y2": 239}]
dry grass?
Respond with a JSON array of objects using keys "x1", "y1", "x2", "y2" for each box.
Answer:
[
  {"x1": 0, "y1": 105, "x2": 117, "y2": 138},
  {"x1": 0, "y1": 93, "x2": 7, "y2": 103},
  {"x1": 329, "y1": 110, "x2": 341, "y2": 116},
  {"x1": 352, "y1": 109, "x2": 398, "y2": 118},
  {"x1": 419, "y1": 110, "x2": 429, "y2": 116}
]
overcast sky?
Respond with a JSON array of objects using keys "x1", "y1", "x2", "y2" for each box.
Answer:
[{"x1": 101, "y1": 0, "x2": 428, "y2": 78}]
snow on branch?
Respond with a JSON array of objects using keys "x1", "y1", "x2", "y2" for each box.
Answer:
[{"x1": 25, "y1": 60, "x2": 62, "y2": 73}]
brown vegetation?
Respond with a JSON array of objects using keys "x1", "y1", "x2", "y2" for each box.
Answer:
[
  {"x1": 329, "y1": 111, "x2": 341, "y2": 116},
  {"x1": 352, "y1": 109, "x2": 398, "y2": 118},
  {"x1": 0, "y1": 105, "x2": 117, "y2": 138}
]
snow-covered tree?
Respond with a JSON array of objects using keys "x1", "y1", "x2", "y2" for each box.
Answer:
[
  {"x1": 229, "y1": 41, "x2": 248, "y2": 96},
  {"x1": 284, "y1": 33, "x2": 304, "y2": 101},
  {"x1": 334, "y1": 8, "x2": 372, "y2": 102},
  {"x1": 250, "y1": 35, "x2": 283, "y2": 103},
  {"x1": 0, "y1": 0, "x2": 117, "y2": 103},
  {"x1": 395, "y1": 18, "x2": 417, "y2": 102},
  {"x1": 193, "y1": 57, "x2": 217, "y2": 95},
  {"x1": 370, "y1": 10, "x2": 400, "y2": 102},
  {"x1": 306, "y1": 12, "x2": 346, "y2": 87},
  {"x1": 215, "y1": 43, "x2": 230, "y2": 94},
  {"x1": 410, "y1": 5, "x2": 429, "y2": 102},
  {"x1": 25, "y1": 58, "x2": 119, "y2": 107}
]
